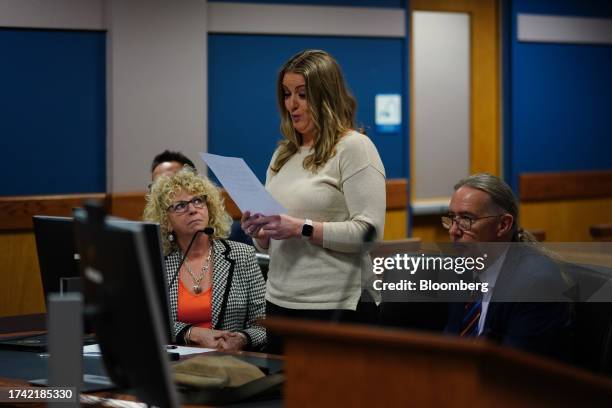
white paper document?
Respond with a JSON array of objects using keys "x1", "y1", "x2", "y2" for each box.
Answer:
[
  {"x1": 201, "y1": 152, "x2": 286, "y2": 215},
  {"x1": 166, "y1": 345, "x2": 215, "y2": 356},
  {"x1": 83, "y1": 344, "x2": 213, "y2": 357},
  {"x1": 80, "y1": 395, "x2": 147, "y2": 407},
  {"x1": 83, "y1": 343, "x2": 101, "y2": 356}
]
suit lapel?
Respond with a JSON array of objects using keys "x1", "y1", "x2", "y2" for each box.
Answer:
[
  {"x1": 489, "y1": 245, "x2": 522, "y2": 303},
  {"x1": 212, "y1": 239, "x2": 234, "y2": 328},
  {"x1": 165, "y1": 251, "x2": 182, "y2": 329},
  {"x1": 483, "y1": 245, "x2": 520, "y2": 336},
  {"x1": 168, "y1": 241, "x2": 236, "y2": 329}
]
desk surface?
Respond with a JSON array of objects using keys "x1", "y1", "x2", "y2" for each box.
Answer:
[{"x1": 0, "y1": 314, "x2": 283, "y2": 408}]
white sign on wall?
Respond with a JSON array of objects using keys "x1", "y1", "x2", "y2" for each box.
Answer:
[{"x1": 375, "y1": 94, "x2": 401, "y2": 133}]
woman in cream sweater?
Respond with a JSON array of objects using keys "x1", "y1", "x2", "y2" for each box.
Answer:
[{"x1": 241, "y1": 49, "x2": 386, "y2": 352}]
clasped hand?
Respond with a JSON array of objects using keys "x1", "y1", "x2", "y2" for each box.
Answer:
[
  {"x1": 241, "y1": 211, "x2": 301, "y2": 241},
  {"x1": 189, "y1": 327, "x2": 247, "y2": 351}
]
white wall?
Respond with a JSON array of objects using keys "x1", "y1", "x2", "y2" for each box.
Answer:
[
  {"x1": 518, "y1": 14, "x2": 612, "y2": 45},
  {"x1": 412, "y1": 11, "x2": 470, "y2": 200},
  {"x1": 106, "y1": 0, "x2": 207, "y2": 192},
  {"x1": 0, "y1": 0, "x2": 104, "y2": 30},
  {"x1": 208, "y1": 2, "x2": 404, "y2": 37}
]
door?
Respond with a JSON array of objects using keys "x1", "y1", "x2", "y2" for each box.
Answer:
[{"x1": 409, "y1": 0, "x2": 501, "y2": 241}]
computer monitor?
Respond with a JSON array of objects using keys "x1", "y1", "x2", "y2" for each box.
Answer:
[
  {"x1": 106, "y1": 218, "x2": 174, "y2": 343},
  {"x1": 33, "y1": 214, "x2": 174, "y2": 344},
  {"x1": 74, "y1": 203, "x2": 179, "y2": 408},
  {"x1": 33, "y1": 215, "x2": 81, "y2": 299}
]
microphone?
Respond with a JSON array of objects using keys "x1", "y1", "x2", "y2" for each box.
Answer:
[
  {"x1": 331, "y1": 224, "x2": 377, "y2": 322},
  {"x1": 168, "y1": 227, "x2": 215, "y2": 291}
]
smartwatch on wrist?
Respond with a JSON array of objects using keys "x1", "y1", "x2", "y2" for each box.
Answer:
[{"x1": 301, "y1": 219, "x2": 314, "y2": 240}]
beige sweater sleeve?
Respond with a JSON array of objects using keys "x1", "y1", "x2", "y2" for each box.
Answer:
[
  {"x1": 322, "y1": 133, "x2": 386, "y2": 252},
  {"x1": 322, "y1": 164, "x2": 386, "y2": 252}
]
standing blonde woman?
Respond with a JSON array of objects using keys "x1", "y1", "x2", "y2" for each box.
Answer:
[
  {"x1": 144, "y1": 168, "x2": 266, "y2": 351},
  {"x1": 242, "y1": 50, "x2": 386, "y2": 350}
]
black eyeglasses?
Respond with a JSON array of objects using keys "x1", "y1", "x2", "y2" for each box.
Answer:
[
  {"x1": 441, "y1": 214, "x2": 502, "y2": 231},
  {"x1": 167, "y1": 196, "x2": 207, "y2": 214}
]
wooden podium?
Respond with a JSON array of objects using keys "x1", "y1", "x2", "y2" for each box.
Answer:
[{"x1": 266, "y1": 318, "x2": 612, "y2": 407}]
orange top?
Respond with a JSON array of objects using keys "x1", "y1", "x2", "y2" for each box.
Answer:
[{"x1": 177, "y1": 279, "x2": 212, "y2": 329}]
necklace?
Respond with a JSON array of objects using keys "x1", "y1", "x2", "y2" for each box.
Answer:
[{"x1": 184, "y1": 244, "x2": 212, "y2": 294}]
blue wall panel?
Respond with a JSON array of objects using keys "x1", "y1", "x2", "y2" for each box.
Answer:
[
  {"x1": 505, "y1": 0, "x2": 612, "y2": 190},
  {"x1": 208, "y1": 34, "x2": 406, "y2": 182},
  {"x1": 0, "y1": 29, "x2": 106, "y2": 196}
]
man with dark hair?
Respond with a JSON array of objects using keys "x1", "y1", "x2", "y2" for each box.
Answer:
[{"x1": 151, "y1": 150, "x2": 197, "y2": 181}]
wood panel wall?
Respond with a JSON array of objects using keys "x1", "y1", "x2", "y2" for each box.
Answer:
[
  {"x1": 0, "y1": 194, "x2": 107, "y2": 230},
  {"x1": 0, "y1": 179, "x2": 407, "y2": 317},
  {"x1": 412, "y1": 214, "x2": 450, "y2": 243},
  {"x1": 384, "y1": 179, "x2": 409, "y2": 239},
  {"x1": 411, "y1": 171, "x2": 612, "y2": 243},
  {"x1": 520, "y1": 171, "x2": 612, "y2": 242},
  {"x1": 0, "y1": 232, "x2": 44, "y2": 317},
  {"x1": 0, "y1": 194, "x2": 105, "y2": 317}
]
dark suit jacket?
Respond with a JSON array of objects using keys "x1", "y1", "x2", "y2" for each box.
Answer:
[
  {"x1": 165, "y1": 239, "x2": 266, "y2": 350},
  {"x1": 446, "y1": 244, "x2": 573, "y2": 362}
]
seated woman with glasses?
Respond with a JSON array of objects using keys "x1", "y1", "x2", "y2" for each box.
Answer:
[{"x1": 144, "y1": 167, "x2": 266, "y2": 351}]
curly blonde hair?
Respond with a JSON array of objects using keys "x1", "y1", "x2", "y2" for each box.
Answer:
[
  {"x1": 272, "y1": 49, "x2": 358, "y2": 173},
  {"x1": 143, "y1": 167, "x2": 232, "y2": 254}
]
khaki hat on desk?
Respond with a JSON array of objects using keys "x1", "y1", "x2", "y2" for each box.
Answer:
[{"x1": 173, "y1": 355, "x2": 284, "y2": 404}]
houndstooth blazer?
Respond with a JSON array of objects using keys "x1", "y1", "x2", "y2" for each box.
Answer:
[{"x1": 165, "y1": 239, "x2": 266, "y2": 350}]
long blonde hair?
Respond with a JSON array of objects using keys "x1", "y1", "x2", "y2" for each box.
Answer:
[
  {"x1": 143, "y1": 167, "x2": 232, "y2": 254},
  {"x1": 272, "y1": 49, "x2": 357, "y2": 173}
]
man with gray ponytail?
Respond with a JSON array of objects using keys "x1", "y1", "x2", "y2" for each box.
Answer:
[
  {"x1": 446, "y1": 173, "x2": 536, "y2": 244},
  {"x1": 444, "y1": 174, "x2": 572, "y2": 362}
]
